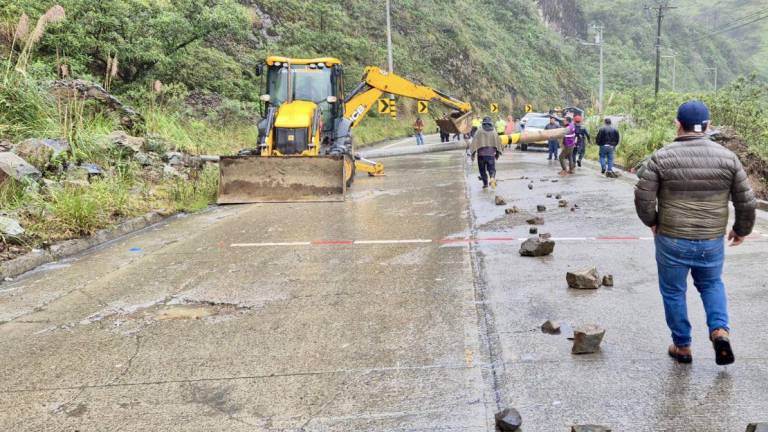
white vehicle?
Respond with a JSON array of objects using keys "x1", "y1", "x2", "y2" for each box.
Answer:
[{"x1": 519, "y1": 113, "x2": 559, "y2": 151}]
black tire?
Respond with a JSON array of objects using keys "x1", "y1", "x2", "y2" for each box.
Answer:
[{"x1": 521, "y1": 143, "x2": 529, "y2": 151}]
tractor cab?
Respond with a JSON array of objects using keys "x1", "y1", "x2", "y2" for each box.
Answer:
[{"x1": 257, "y1": 57, "x2": 345, "y2": 155}]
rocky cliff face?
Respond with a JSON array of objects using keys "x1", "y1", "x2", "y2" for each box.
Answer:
[{"x1": 536, "y1": 0, "x2": 587, "y2": 39}]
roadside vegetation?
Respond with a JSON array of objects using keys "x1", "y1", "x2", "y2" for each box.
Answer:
[{"x1": 583, "y1": 76, "x2": 767, "y2": 199}]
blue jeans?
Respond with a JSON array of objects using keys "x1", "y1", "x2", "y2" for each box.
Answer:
[
  {"x1": 547, "y1": 141, "x2": 558, "y2": 160},
  {"x1": 655, "y1": 234, "x2": 729, "y2": 347},
  {"x1": 599, "y1": 145, "x2": 615, "y2": 172},
  {"x1": 477, "y1": 155, "x2": 496, "y2": 186},
  {"x1": 415, "y1": 132, "x2": 424, "y2": 145}
]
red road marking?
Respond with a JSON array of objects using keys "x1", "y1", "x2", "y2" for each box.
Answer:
[{"x1": 232, "y1": 235, "x2": 768, "y2": 248}]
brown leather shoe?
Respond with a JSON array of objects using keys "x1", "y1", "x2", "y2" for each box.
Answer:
[
  {"x1": 710, "y1": 328, "x2": 735, "y2": 366},
  {"x1": 668, "y1": 344, "x2": 692, "y2": 364}
]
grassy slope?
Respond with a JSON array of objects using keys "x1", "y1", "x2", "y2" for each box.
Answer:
[
  {"x1": 673, "y1": 0, "x2": 768, "y2": 74},
  {"x1": 578, "y1": 0, "x2": 756, "y2": 95},
  {"x1": 254, "y1": 0, "x2": 589, "y2": 114}
]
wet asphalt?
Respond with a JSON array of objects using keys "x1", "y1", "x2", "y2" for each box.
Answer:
[{"x1": 0, "y1": 135, "x2": 767, "y2": 431}]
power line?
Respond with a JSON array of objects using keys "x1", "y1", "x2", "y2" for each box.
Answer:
[
  {"x1": 684, "y1": 5, "x2": 768, "y2": 41},
  {"x1": 707, "y1": 6, "x2": 768, "y2": 30},
  {"x1": 691, "y1": 10, "x2": 768, "y2": 42}
]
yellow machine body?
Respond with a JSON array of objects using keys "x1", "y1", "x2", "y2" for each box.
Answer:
[{"x1": 217, "y1": 57, "x2": 472, "y2": 204}]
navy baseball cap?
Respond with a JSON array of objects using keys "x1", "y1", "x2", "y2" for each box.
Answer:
[{"x1": 677, "y1": 100, "x2": 710, "y2": 132}]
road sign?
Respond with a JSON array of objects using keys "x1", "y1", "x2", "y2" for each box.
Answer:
[
  {"x1": 490, "y1": 103, "x2": 499, "y2": 113},
  {"x1": 389, "y1": 98, "x2": 397, "y2": 119},
  {"x1": 417, "y1": 101, "x2": 429, "y2": 114},
  {"x1": 524, "y1": 104, "x2": 533, "y2": 113},
  {"x1": 378, "y1": 99, "x2": 391, "y2": 114}
]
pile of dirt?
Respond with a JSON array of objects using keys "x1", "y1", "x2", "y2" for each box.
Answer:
[{"x1": 712, "y1": 126, "x2": 768, "y2": 200}]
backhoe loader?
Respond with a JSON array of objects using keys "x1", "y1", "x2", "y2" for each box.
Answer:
[{"x1": 217, "y1": 56, "x2": 473, "y2": 204}]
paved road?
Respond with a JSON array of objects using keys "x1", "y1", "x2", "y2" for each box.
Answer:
[{"x1": 1, "y1": 138, "x2": 767, "y2": 431}]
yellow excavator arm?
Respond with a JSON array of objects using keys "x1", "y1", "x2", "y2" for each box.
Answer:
[
  {"x1": 344, "y1": 66, "x2": 471, "y2": 128},
  {"x1": 342, "y1": 66, "x2": 472, "y2": 176}
]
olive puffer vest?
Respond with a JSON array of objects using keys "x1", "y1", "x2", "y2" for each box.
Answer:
[{"x1": 635, "y1": 135, "x2": 757, "y2": 240}]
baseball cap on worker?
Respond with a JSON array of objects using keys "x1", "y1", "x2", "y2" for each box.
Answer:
[
  {"x1": 677, "y1": 100, "x2": 710, "y2": 132},
  {"x1": 482, "y1": 116, "x2": 493, "y2": 126}
]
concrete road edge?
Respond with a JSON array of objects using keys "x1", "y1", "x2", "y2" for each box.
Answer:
[{"x1": 1, "y1": 211, "x2": 166, "y2": 280}]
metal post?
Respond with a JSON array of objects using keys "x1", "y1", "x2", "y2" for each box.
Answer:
[
  {"x1": 385, "y1": 0, "x2": 396, "y2": 119},
  {"x1": 386, "y1": 0, "x2": 394, "y2": 74},
  {"x1": 597, "y1": 26, "x2": 604, "y2": 113},
  {"x1": 654, "y1": 8, "x2": 663, "y2": 96}
]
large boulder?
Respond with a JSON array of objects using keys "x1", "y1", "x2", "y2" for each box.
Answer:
[
  {"x1": 526, "y1": 216, "x2": 544, "y2": 225},
  {"x1": 0, "y1": 152, "x2": 41, "y2": 184},
  {"x1": 567, "y1": 267, "x2": 601, "y2": 289},
  {"x1": 495, "y1": 408, "x2": 522, "y2": 431},
  {"x1": 541, "y1": 320, "x2": 561, "y2": 335},
  {"x1": 13, "y1": 138, "x2": 69, "y2": 167},
  {"x1": 64, "y1": 163, "x2": 103, "y2": 182},
  {"x1": 0, "y1": 216, "x2": 25, "y2": 242},
  {"x1": 519, "y1": 237, "x2": 555, "y2": 257},
  {"x1": 572, "y1": 324, "x2": 606, "y2": 354},
  {"x1": 104, "y1": 131, "x2": 146, "y2": 155}
]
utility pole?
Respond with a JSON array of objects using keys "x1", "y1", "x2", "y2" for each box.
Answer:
[
  {"x1": 568, "y1": 27, "x2": 605, "y2": 113},
  {"x1": 385, "y1": 0, "x2": 394, "y2": 74},
  {"x1": 648, "y1": 2, "x2": 677, "y2": 97},
  {"x1": 592, "y1": 24, "x2": 605, "y2": 113},
  {"x1": 385, "y1": 0, "x2": 396, "y2": 119},
  {"x1": 662, "y1": 53, "x2": 676, "y2": 91}
]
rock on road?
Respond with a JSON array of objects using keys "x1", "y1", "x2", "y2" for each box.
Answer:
[{"x1": 1, "y1": 135, "x2": 767, "y2": 431}]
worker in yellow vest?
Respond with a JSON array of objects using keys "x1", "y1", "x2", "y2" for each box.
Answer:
[
  {"x1": 471, "y1": 117, "x2": 482, "y2": 138},
  {"x1": 495, "y1": 117, "x2": 507, "y2": 136}
]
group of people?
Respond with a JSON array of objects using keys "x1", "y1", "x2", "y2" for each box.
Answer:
[
  {"x1": 548, "y1": 114, "x2": 621, "y2": 177},
  {"x1": 468, "y1": 99, "x2": 757, "y2": 367}
]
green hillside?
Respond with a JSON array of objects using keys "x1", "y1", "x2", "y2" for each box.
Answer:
[{"x1": 575, "y1": 0, "x2": 763, "y2": 95}]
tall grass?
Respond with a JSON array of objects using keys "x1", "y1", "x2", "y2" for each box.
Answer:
[
  {"x1": 168, "y1": 164, "x2": 219, "y2": 212},
  {"x1": 144, "y1": 108, "x2": 258, "y2": 155},
  {"x1": 25, "y1": 175, "x2": 139, "y2": 239}
]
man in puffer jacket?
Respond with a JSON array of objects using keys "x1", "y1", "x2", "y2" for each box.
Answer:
[{"x1": 634, "y1": 100, "x2": 757, "y2": 366}]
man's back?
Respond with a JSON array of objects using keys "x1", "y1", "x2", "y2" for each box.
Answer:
[
  {"x1": 635, "y1": 135, "x2": 756, "y2": 240},
  {"x1": 597, "y1": 125, "x2": 620, "y2": 146},
  {"x1": 471, "y1": 129, "x2": 502, "y2": 156}
]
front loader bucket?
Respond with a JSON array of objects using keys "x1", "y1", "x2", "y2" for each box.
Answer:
[
  {"x1": 436, "y1": 111, "x2": 473, "y2": 135},
  {"x1": 217, "y1": 156, "x2": 346, "y2": 204}
]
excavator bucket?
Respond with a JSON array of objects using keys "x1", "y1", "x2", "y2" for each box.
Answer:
[
  {"x1": 217, "y1": 156, "x2": 346, "y2": 204},
  {"x1": 436, "y1": 111, "x2": 473, "y2": 135}
]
